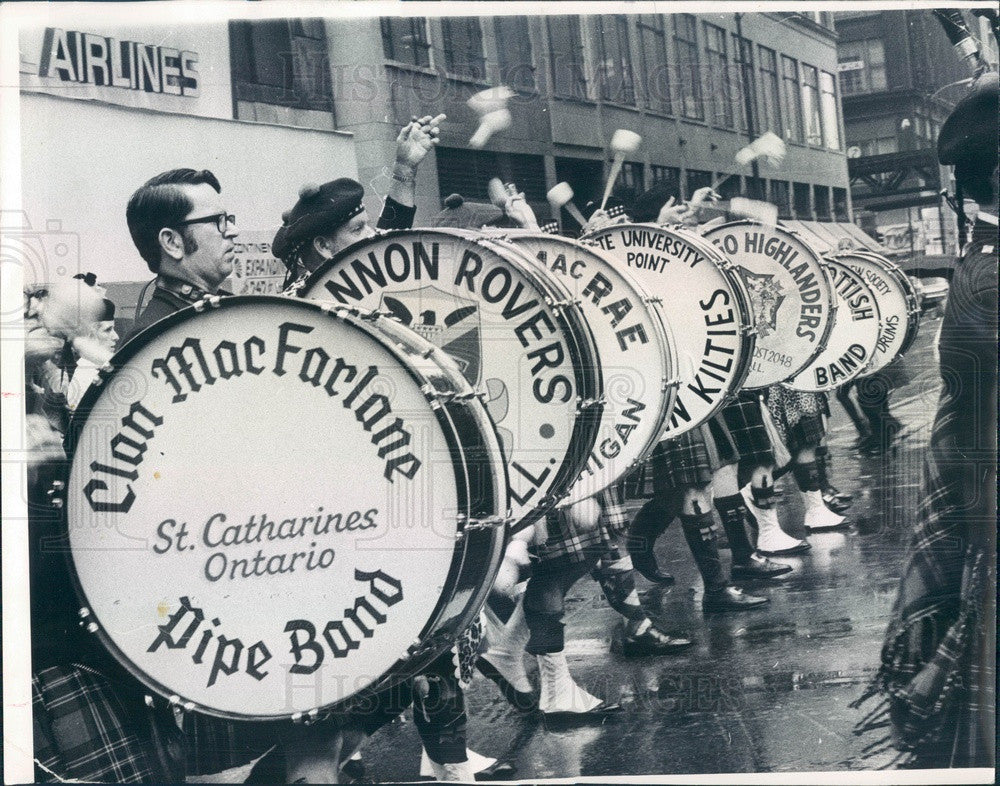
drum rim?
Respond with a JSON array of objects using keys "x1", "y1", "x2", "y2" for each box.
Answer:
[
  {"x1": 702, "y1": 219, "x2": 839, "y2": 389},
  {"x1": 583, "y1": 222, "x2": 757, "y2": 436},
  {"x1": 501, "y1": 231, "x2": 680, "y2": 501},
  {"x1": 300, "y1": 228, "x2": 604, "y2": 532},
  {"x1": 62, "y1": 294, "x2": 505, "y2": 721},
  {"x1": 782, "y1": 258, "x2": 883, "y2": 392}
]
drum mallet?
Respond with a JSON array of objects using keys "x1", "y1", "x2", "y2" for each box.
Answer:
[
  {"x1": 547, "y1": 182, "x2": 587, "y2": 228},
  {"x1": 600, "y1": 129, "x2": 642, "y2": 210},
  {"x1": 467, "y1": 86, "x2": 514, "y2": 149},
  {"x1": 710, "y1": 131, "x2": 787, "y2": 192}
]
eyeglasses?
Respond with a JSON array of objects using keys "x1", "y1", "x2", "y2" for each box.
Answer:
[{"x1": 175, "y1": 213, "x2": 236, "y2": 234}]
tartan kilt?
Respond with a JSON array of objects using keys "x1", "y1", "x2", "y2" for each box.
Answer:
[
  {"x1": 531, "y1": 489, "x2": 618, "y2": 573},
  {"x1": 650, "y1": 414, "x2": 739, "y2": 492},
  {"x1": 32, "y1": 664, "x2": 164, "y2": 783},
  {"x1": 721, "y1": 391, "x2": 774, "y2": 468}
]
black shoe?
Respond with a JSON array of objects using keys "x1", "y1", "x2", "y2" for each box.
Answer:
[
  {"x1": 476, "y1": 761, "x2": 517, "y2": 781},
  {"x1": 476, "y1": 657, "x2": 538, "y2": 712},
  {"x1": 342, "y1": 758, "x2": 373, "y2": 784},
  {"x1": 619, "y1": 625, "x2": 694, "y2": 657},
  {"x1": 731, "y1": 554, "x2": 793, "y2": 580},
  {"x1": 824, "y1": 484, "x2": 853, "y2": 504},
  {"x1": 822, "y1": 492, "x2": 852, "y2": 515},
  {"x1": 630, "y1": 559, "x2": 675, "y2": 585},
  {"x1": 702, "y1": 586, "x2": 769, "y2": 613}
]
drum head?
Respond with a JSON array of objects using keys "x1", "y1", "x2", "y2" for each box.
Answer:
[
  {"x1": 784, "y1": 260, "x2": 882, "y2": 392},
  {"x1": 703, "y1": 221, "x2": 835, "y2": 388},
  {"x1": 64, "y1": 296, "x2": 506, "y2": 720},
  {"x1": 586, "y1": 223, "x2": 755, "y2": 437},
  {"x1": 300, "y1": 229, "x2": 601, "y2": 530},
  {"x1": 503, "y1": 232, "x2": 679, "y2": 502},
  {"x1": 831, "y1": 251, "x2": 919, "y2": 374}
]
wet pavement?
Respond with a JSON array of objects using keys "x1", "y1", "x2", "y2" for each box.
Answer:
[
  {"x1": 198, "y1": 311, "x2": 946, "y2": 783},
  {"x1": 353, "y1": 311, "x2": 948, "y2": 783}
]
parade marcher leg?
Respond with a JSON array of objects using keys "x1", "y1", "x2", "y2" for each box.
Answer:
[
  {"x1": 713, "y1": 493, "x2": 792, "y2": 580},
  {"x1": 834, "y1": 380, "x2": 872, "y2": 447},
  {"x1": 625, "y1": 496, "x2": 678, "y2": 584},
  {"x1": 740, "y1": 481, "x2": 811, "y2": 556},
  {"x1": 479, "y1": 595, "x2": 538, "y2": 711},
  {"x1": 679, "y1": 504, "x2": 769, "y2": 613},
  {"x1": 793, "y1": 453, "x2": 847, "y2": 531},
  {"x1": 815, "y1": 443, "x2": 853, "y2": 513}
]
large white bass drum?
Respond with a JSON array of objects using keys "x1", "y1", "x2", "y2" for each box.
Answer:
[
  {"x1": 828, "y1": 249, "x2": 921, "y2": 372},
  {"x1": 583, "y1": 223, "x2": 755, "y2": 437},
  {"x1": 702, "y1": 221, "x2": 835, "y2": 388},
  {"x1": 496, "y1": 231, "x2": 679, "y2": 502},
  {"x1": 63, "y1": 296, "x2": 508, "y2": 720},
  {"x1": 299, "y1": 229, "x2": 603, "y2": 530},
  {"x1": 784, "y1": 259, "x2": 882, "y2": 392}
]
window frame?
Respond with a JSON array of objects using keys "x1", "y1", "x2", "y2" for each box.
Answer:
[
  {"x1": 637, "y1": 15, "x2": 671, "y2": 114},
  {"x1": 380, "y1": 17, "x2": 432, "y2": 69},
  {"x1": 780, "y1": 55, "x2": 804, "y2": 143},
  {"x1": 702, "y1": 21, "x2": 734, "y2": 129},
  {"x1": 594, "y1": 15, "x2": 636, "y2": 105},
  {"x1": 547, "y1": 15, "x2": 590, "y2": 100},
  {"x1": 493, "y1": 16, "x2": 536, "y2": 91},
  {"x1": 673, "y1": 14, "x2": 704, "y2": 121},
  {"x1": 758, "y1": 45, "x2": 782, "y2": 137},
  {"x1": 441, "y1": 17, "x2": 487, "y2": 81},
  {"x1": 800, "y1": 63, "x2": 822, "y2": 146}
]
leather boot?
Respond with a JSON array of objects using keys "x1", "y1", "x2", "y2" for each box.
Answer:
[
  {"x1": 680, "y1": 511, "x2": 769, "y2": 612},
  {"x1": 816, "y1": 446, "x2": 852, "y2": 512},
  {"x1": 626, "y1": 498, "x2": 675, "y2": 584},
  {"x1": 479, "y1": 597, "x2": 537, "y2": 711}
]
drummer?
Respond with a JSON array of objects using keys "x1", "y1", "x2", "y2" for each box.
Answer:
[{"x1": 272, "y1": 114, "x2": 444, "y2": 287}]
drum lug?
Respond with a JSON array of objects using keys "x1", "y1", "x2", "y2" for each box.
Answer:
[
  {"x1": 661, "y1": 376, "x2": 681, "y2": 392},
  {"x1": 192, "y1": 295, "x2": 222, "y2": 312},
  {"x1": 47, "y1": 480, "x2": 65, "y2": 509},
  {"x1": 644, "y1": 296, "x2": 664, "y2": 306},
  {"x1": 576, "y1": 396, "x2": 605, "y2": 413},
  {"x1": 739, "y1": 323, "x2": 757, "y2": 337},
  {"x1": 457, "y1": 514, "x2": 513, "y2": 533}
]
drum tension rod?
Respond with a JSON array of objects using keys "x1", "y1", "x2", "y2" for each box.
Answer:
[
  {"x1": 456, "y1": 514, "x2": 513, "y2": 532},
  {"x1": 48, "y1": 479, "x2": 65, "y2": 509},
  {"x1": 577, "y1": 396, "x2": 606, "y2": 411}
]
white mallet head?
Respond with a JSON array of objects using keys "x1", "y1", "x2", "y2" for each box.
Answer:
[
  {"x1": 469, "y1": 109, "x2": 512, "y2": 149},
  {"x1": 547, "y1": 182, "x2": 575, "y2": 208},
  {"x1": 735, "y1": 131, "x2": 787, "y2": 168},
  {"x1": 730, "y1": 197, "x2": 779, "y2": 227},
  {"x1": 467, "y1": 86, "x2": 514, "y2": 115},
  {"x1": 610, "y1": 129, "x2": 642, "y2": 155}
]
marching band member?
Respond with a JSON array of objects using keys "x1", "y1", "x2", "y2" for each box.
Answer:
[
  {"x1": 273, "y1": 114, "x2": 444, "y2": 288},
  {"x1": 854, "y1": 69, "x2": 997, "y2": 768}
]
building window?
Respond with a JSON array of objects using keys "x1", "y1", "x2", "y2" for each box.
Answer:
[
  {"x1": 441, "y1": 18, "x2": 486, "y2": 80},
  {"x1": 380, "y1": 17, "x2": 431, "y2": 67},
  {"x1": 717, "y1": 174, "x2": 740, "y2": 200},
  {"x1": 650, "y1": 164, "x2": 681, "y2": 196},
  {"x1": 758, "y1": 46, "x2": 782, "y2": 136},
  {"x1": 493, "y1": 17, "x2": 535, "y2": 90},
  {"x1": 819, "y1": 71, "x2": 841, "y2": 150},
  {"x1": 814, "y1": 184, "x2": 830, "y2": 219},
  {"x1": 230, "y1": 19, "x2": 333, "y2": 111},
  {"x1": 638, "y1": 15, "x2": 671, "y2": 114},
  {"x1": 745, "y1": 175, "x2": 766, "y2": 201},
  {"x1": 793, "y1": 181, "x2": 811, "y2": 217},
  {"x1": 837, "y1": 39, "x2": 887, "y2": 95},
  {"x1": 770, "y1": 180, "x2": 791, "y2": 219},
  {"x1": 800, "y1": 64, "x2": 822, "y2": 145},
  {"x1": 594, "y1": 16, "x2": 635, "y2": 104},
  {"x1": 833, "y1": 187, "x2": 849, "y2": 221},
  {"x1": 436, "y1": 148, "x2": 547, "y2": 203},
  {"x1": 616, "y1": 161, "x2": 645, "y2": 203},
  {"x1": 686, "y1": 168, "x2": 712, "y2": 198},
  {"x1": 703, "y1": 23, "x2": 734, "y2": 129},
  {"x1": 548, "y1": 16, "x2": 589, "y2": 99},
  {"x1": 673, "y1": 15, "x2": 703, "y2": 120},
  {"x1": 732, "y1": 34, "x2": 755, "y2": 133},
  {"x1": 780, "y1": 56, "x2": 804, "y2": 143}
]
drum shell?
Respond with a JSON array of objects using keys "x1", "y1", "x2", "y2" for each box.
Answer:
[{"x1": 62, "y1": 296, "x2": 508, "y2": 721}]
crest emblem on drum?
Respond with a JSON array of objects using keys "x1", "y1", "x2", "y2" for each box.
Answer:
[
  {"x1": 740, "y1": 268, "x2": 786, "y2": 338},
  {"x1": 381, "y1": 288, "x2": 482, "y2": 386}
]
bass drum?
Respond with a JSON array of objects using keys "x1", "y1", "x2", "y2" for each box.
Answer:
[
  {"x1": 584, "y1": 222, "x2": 755, "y2": 437},
  {"x1": 784, "y1": 259, "x2": 882, "y2": 392},
  {"x1": 497, "y1": 231, "x2": 679, "y2": 503},
  {"x1": 830, "y1": 249, "x2": 921, "y2": 370},
  {"x1": 702, "y1": 221, "x2": 835, "y2": 388},
  {"x1": 63, "y1": 296, "x2": 508, "y2": 720},
  {"x1": 300, "y1": 228, "x2": 603, "y2": 531}
]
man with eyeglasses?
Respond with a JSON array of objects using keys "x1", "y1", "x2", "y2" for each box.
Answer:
[{"x1": 124, "y1": 168, "x2": 238, "y2": 341}]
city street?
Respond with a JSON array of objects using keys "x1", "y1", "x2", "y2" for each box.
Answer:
[{"x1": 354, "y1": 308, "x2": 946, "y2": 781}]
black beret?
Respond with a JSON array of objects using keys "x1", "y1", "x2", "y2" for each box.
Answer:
[
  {"x1": 272, "y1": 178, "x2": 365, "y2": 260},
  {"x1": 938, "y1": 71, "x2": 999, "y2": 166},
  {"x1": 630, "y1": 182, "x2": 681, "y2": 223},
  {"x1": 430, "y1": 194, "x2": 502, "y2": 229}
]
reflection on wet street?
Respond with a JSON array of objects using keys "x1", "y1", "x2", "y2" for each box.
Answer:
[{"x1": 362, "y1": 313, "x2": 947, "y2": 779}]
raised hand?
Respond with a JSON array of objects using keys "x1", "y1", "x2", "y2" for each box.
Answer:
[{"x1": 395, "y1": 113, "x2": 446, "y2": 170}]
